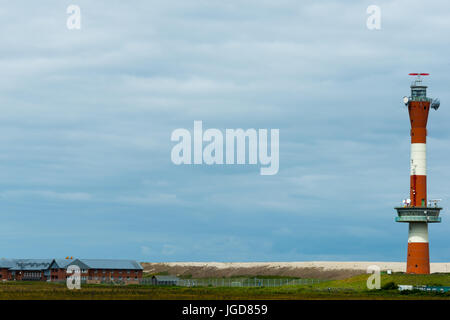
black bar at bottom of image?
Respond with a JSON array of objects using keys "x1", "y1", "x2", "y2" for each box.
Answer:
[{"x1": 0, "y1": 300, "x2": 448, "y2": 318}]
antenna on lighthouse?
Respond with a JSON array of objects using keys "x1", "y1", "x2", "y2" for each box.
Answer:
[
  {"x1": 409, "y1": 72, "x2": 429, "y2": 85},
  {"x1": 428, "y1": 199, "x2": 442, "y2": 207}
]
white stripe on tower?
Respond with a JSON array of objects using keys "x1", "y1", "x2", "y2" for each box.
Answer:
[
  {"x1": 408, "y1": 222, "x2": 429, "y2": 243},
  {"x1": 410, "y1": 143, "x2": 426, "y2": 176}
]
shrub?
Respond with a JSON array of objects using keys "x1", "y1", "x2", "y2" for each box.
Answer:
[{"x1": 381, "y1": 281, "x2": 398, "y2": 290}]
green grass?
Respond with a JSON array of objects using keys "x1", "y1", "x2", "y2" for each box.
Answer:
[
  {"x1": 0, "y1": 273, "x2": 449, "y2": 299},
  {"x1": 312, "y1": 272, "x2": 450, "y2": 290}
]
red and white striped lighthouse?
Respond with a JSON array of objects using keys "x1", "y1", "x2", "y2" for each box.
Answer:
[{"x1": 395, "y1": 73, "x2": 442, "y2": 274}]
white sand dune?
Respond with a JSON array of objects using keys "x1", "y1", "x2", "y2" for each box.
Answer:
[{"x1": 145, "y1": 261, "x2": 450, "y2": 274}]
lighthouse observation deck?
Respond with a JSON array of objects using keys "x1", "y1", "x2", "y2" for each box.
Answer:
[{"x1": 395, "y1": 206, "x2": 442, "y2": 223}]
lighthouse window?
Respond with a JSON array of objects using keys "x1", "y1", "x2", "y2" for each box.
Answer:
[{"x1": 412, "y1": 88, "x2": 426, "y2": 98}]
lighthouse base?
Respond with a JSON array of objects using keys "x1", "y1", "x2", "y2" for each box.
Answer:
[
  {"x1": 407, "y1": 242, "x2": 430, "y2": 274},
  {"x1": 406, "y1": 222, "x2": 430, "y2": 274},
  {"x1": 395, "y1": 209, "x2": 439, "y2": 275}
]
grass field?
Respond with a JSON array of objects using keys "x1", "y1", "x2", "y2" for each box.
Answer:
[{"x1": 0, "y1": 273, "x2": 449, "y2": 299}]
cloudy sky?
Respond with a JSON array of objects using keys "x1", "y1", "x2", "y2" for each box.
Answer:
[{"x1": 0, "y1": 0, "x2": 450, "y2": 262}]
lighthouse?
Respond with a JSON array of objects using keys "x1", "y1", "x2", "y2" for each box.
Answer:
[{"x1": 395, "y1": 73, "x2": 442, "y2": 274}]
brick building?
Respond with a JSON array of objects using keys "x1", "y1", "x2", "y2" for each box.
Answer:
[
  {"x1": 49, "y1": 258, "x2": 75, "y2": 281},
  {"x1": 0, "y1": 259, "x2": 16, "y2": 281},
  {"x1": 66, "y1": 259, "x2": 144, "y2": 284},
  {"x1": 0, "y1": 258, "x2": 143, "y2": 283},
  {"x1": 9, "y1": 259, "x2": 53, "y2": 281}
]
